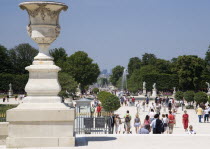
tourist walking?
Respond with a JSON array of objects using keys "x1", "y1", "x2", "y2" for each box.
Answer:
[
  {"x1": 90, "y1": 104, "x2": 95, "y2": 117},
  {"x1": 146, "y1": 96, "x2": 149, "y2": 107},
  {"x1": 120, "y1": 96, "x2": 124, "y2": 106},
  {"x1": 114, "y1": 114, "x2": 122, "y2": 134},
  {"x1": 136, "y1": 101, "x2": 141, "y2": 114},
  {"x1": 144, "y1": 115, "x2": 150, "y2": 126},
  {"x1": 132, "y1": 97, "x2": 135, "y2": 106},
  {"x1": 168, "y1": 101, "x2": 172, "y2": 111},
  {"x1": 168, "y1": 111, "x2": 175, "y2": 134},
  {"x1": 150, "y1": 114, "x2": 163, "y2": 134},
  {"x1": 110, "y1": 113, "x2": 115, "y2": 134},
  {"x1": 204, "y1": 107, "x2": 209, "y2": 123},
  {"x1": 149, "y1": 109, "x2": 155, "y2": 122},
  {"x1": 196, "y1": 106, "x2": 203, "y2": 123},
  {"x1": 142, "y1": 100, "x2": 146, "y2": 112},
  {"x1": 155, "y1": 104, "x2": 161, "y2": 115},
  {"x1": 182, "y1": 110, "x2": 189, "y2": 131},
  {"x1": 97, "y1": 104, "x2": 102, "y2": 117},
  {"x1": 162, "y1": 114, "x2": 169, "y2": 133},
  {"x1": 149, "y1": 103, "x2": 155, "y2": 111},
  {"x1": 6, "y1": 95, "x2": 9, "y2": 102},
  {"x1": 165, "y1": 114, "x2": 169, "y2": 134},
  {"x1": 134, "y1": 114, "x2": 141, "y2": 134},
  {"x1": 124, "y1": 110, "x2": 132, "y2": 134}
]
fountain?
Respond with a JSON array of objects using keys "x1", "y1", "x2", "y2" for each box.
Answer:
[{"x1": 121, "y1": 68, "x2": 128, "y2": 91}]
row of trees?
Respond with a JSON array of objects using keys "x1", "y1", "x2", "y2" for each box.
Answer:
[
  {"x1": 175, "y1": 91, "x2": 209, "y2": 105},
  {"x1": 110, "y1": 48, "x2": 210, "y2": 92},
  {"x1": 0, "y1": 44, "x2": 100, "y2": 96}
]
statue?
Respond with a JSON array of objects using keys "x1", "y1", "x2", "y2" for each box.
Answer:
[
  {"x1": 206, "y1": 82, "x2": 210, "y2": 91},
  {"x1": 9, "y1": 83, "x2": 12, "y2": 90},
  {"x1": 153, "y1": 83, "x2": 156, "y2": 90},
  {"x1": 8, "y1": 83, "x2": 13, "y2": 97},
  {"x1": 143, "y1": 81, "x2": 146, "y2": 89},
  {"x1": 173, "y1": 87, "x2": 176, "y2": 91}
]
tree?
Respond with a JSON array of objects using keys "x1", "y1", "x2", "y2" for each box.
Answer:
[
  {"x1": 194, "y1": 92, "x2": 208, "y2": 104},
  {"x1": 92, "y1": 88, "x2": 99, "y2": 94},
  {"x1": 175, "y1": 91, "x2": 184, "y2": 101},
  {"x1": 58, "y1": 72, "x2": 78, "y2": 98},
  {"x1": 205, "y1": 45, "x2": 210, "y2": 65},
  {"x1": 155, "y1": 59, "x2": 171, "y2": 74},
  {"x1": 64, "y1": 51, "x2": 100, "y2": 92},
  {"x1": 184, "y1": 91, "x2": 194, "y2": 104},
  {"x1": 101, "y1": 93, "x2": 120, "y2": 112},
  {"x1": 97, "y1": 91, "x2": 112, "y2": 103},
  {"x1": 49, "y1": 47, "x2": 67, "y2": 69},
  {"x1": 8, "y1": 43, "x2": 38, "y2": 74},
  {"x1": 141, "y1": 53, "x2": 157, "y2": 66},
  {"x1": 0, "y1": 73, "x2": 28, "y2": 93},
  {"x1": 0, "y1": 45, "x2": 12, "y2": 73},
  {"x1": 109, "y1": 65, "x2": 124, "y2": 86},
  {"x1": 127, "y1": 57, "x2": 141, "y2": 76},
  {"x1": 175, "y1": 55, "x2": 205, "y2": 90}
]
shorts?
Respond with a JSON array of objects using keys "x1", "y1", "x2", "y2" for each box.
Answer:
[
  {"x1": 125, "y1": 122, "x2": 131, "y2": 129},
  {"x1": 134, "y1": 122, "x2": 140, "y2": 127}
]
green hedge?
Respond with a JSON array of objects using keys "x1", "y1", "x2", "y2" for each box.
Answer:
[{"x1": 0, "y1": 105, "x2": 17, "y2": 122}]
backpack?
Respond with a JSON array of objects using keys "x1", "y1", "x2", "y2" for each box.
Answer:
[
  {"x1": 155, "y1": 119, "x2": 164, "y2": 133},
  {"x1": 125, "y1": 115, "x2": 131, "y2": 122}
]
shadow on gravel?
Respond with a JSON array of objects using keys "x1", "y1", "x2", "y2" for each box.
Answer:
[{"x1": 76, "y1": 137, "x2": 117, "y2": 146}]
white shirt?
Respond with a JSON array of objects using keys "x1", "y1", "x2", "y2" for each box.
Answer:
[
  {"x1": 187, "y1": 130, "x2": 196, "y2": 134},
  {"x1": 150, "y1": 119, "x2": 157, "y2": 128},
  {"x1": 162, "y1": 117, "x2": 169, "y2": 124},
  {"x1": 204, "y1": 109, "x2": 209, "y2": 114},
  {"x1": 149, "y1": 112, "x2": 155, "y2": 118}
]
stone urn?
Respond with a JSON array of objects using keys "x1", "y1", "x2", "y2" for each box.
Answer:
[
  {"x1": 18, "y1": 1, "x2": 68, "y2": 103},
  {"x1": 20, "y1": 1, "x2": 68, "y2": 60},
  {"x1": 6, "y1": 2, "x2": 75, "y2": 148}
]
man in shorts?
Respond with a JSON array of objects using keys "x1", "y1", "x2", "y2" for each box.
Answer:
[{"x1": 124, "y1": 110, "x2": 132, "y2": 134}]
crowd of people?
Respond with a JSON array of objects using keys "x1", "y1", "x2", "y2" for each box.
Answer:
[
  {"x1": 87, "y1": 95, "x2": 210, "y2": 134},
  {"x1": 109, "y1": 96, "x2": 207, "y2": 135}
]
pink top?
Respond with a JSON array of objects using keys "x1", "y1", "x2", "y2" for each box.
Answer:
[{"x1": 144, "y1": 119, "x2": 150, "y2": 125}]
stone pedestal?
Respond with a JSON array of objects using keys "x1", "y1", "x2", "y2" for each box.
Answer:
[
  {"x1": 173, "y1": 91, "x2": 176, "y2": 97},
  {"x1": 6, "y1": 104, "x2": 75, "y2": 148},
  {"x1": 8, "y1": 90, "x2": 13, "y2": 98},
  {"x1": 142, "y1": 89, "x2": 146, "y2": 95},
  {"x1": 6, "y1": 2, "x2": 74, "y2": 148},
  {"x1": 152, "y1": 89, "x2": 157, "y2": 97}
]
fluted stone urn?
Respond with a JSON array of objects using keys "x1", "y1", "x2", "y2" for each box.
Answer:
[{"x1": 6, "y1": 2, "x2": 75, "y2": 148}]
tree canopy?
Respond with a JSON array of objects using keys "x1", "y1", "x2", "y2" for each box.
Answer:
[
  {"x1": 8, "y1": 43, "x2": 38, "y2": 74},
  {"x1": 64, "y1": 51, "x2": 100, "y2": 91},
  {"x1": 109, "y1": 65, "x2": 124, "y2": 86}
]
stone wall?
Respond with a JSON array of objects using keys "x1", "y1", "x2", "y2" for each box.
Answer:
[{"x1": 0, "y1": 122, "x2": 8, "y2": 145}]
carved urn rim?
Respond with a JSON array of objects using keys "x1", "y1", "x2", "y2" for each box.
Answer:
[{"x1": 19, "y1": 1, "x2": 68, "y2": 11}]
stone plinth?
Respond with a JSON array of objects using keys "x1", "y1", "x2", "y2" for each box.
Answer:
[
  {"x1": 142, "y1": 89, "x2": 146, "y2": 95},
  {"x1": 6, "y1": 104, "x2": 75, "y2": 148},
  {"x1": 152, "y1": 89, "x2": 157, "y2": 97}
]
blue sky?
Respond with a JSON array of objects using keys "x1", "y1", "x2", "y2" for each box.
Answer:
[{"x1": 1, "y1": 0, "x2": 210, "y2": 71}]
